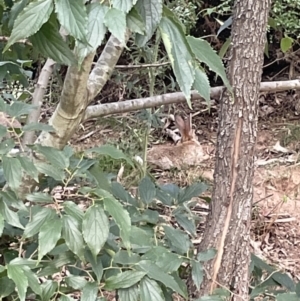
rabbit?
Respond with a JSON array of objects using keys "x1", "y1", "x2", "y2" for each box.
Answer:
[{"x1": 147, "y1": 114, "x2": 207, "y2": 170}]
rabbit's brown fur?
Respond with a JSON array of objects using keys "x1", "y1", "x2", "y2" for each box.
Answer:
[{"x1": 147, "y1": 114, "x2": 206, "y2": 170}]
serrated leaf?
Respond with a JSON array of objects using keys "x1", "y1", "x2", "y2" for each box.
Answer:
[
  {"x1": 104, "y1": 8, "x2": 126, "y2": 44},
  {"x1": 7, "y1": 264, "x2": 28, "y2": 301},
  {"x1": 272, "y1": 271, "x2": 295, "y2": 291},
  {"x1": 118, "y1": 284, "x2": 139, "y2": 301},
  {"x1": 87, "y1": 145, "x2": 134, "y2": 167},
  {"x1": 35, "y1": 162, "x2": 65, "y2": 181},
  {"x1": 142, "y1": 246, "x2": 183, "y2": 273},
  {"x1": 17, "y1": 156, "x2": 39, "y2": 182},
  {"x1": 140, "y1": 276, "x2": 164, "y2": 301},
  {"x1": 0, "y1": 125, "x2": 7, "y2": 139},
  {"x1": 8, "y1": 0, "x2": 29, "y2": 29},
  {"x1": 137, "y1": 260, "x2": 186, "y2": 297},
  {"x1": 65, "y1": 276, "x2": 87, "y2": 290},
  {"x1": 197, "y1": 249, "x2": 217, "y2": 262},
  {"x1": 23, "y1": 207, "x2": 56, "y2": 238},
  {"x1": 191, "y1": 260, "x2": 203, "y2": 290},
  {"x1": 26, "y1": 192, "x2": 53, "y2": 203},
  {"x1": 76, "y1": 2, "x2": 108, "y2": 64},
  {"x1": 55, "y1": 0, "x2": 87, "y2": 43},
  {"x1": 22, "y1": 266, "x2": 42, "y2": 295},
  {"x1": 63, "y1": 201, "x2": 84, "y2": 222},
  {"x1": 135, "y1": 0, "x2": 163, "y2": 47},
  {"x1": 0, "y1": 139, "x2": 15, "y2": 155},
  {"x1": 0, "y1": 277, "x2": 15, "y2": 298},
  {"x1": 62, "y1": 215, "x2": 85, "y2": 259},
  {"x1": 9, "y1": 258, "x2": 40, "y2": 268},
  {"x1": 111, "y1": 181, "x2": 138, "y2": 206},
  {"x1": 82, "y1": 205, "x2": 109, "y2": 257},
  {"x1": 187, "y1": 36, "x2": 231, "y2": 92},
  {"x1": 5, "y1": 101, "x2": 36, "y2": 118},
  {"x1": 113, "y1": 250, "x2": 141, "y2": 265},
  {"x1": 193, "y1": 67, "x2": 211, "y2": 105},
  {"x1": 178, "y1": 182, "x2": 207, "y2": 204},
  {"x1": 82, "y1": 282, "x2": 98, "y2": 301},
  {"x1": 84, "y1": 250, "x2": 103, "y2": 283},
  {"x1": 276, "y1": 293, "x2": 299, "y2": 301},
  {"x1": 4, "y1": 0, "x2": 53, "y2": 51},
  {"x1": 23, "y1": 122, "x2": 55, "y2": 132},
  {"x1": 280, "y1": 37, "x2": 293, "y2": 53},
  {"x1": 2, "y1": 156, "x2": 22, "y2": 190},
  {"x1": 105, "y1": 271, "x2": 146, "y2": 290},
  {"x1": 40, "y1": 280, "x2": 58, "y2": 301},
  {"x1": 103, "y1": 196, "x2": 131, "y2": 249},
  {"x1": 0, "y1": 212, "x2": 4, "y2": 236},
  {"x1": 113, "y1": 0, "x2": 136, "y2": 13},
  {"x1": 163, "y1": 225, "x2": 190, "y2": 255},
  {"x1": 126, "y1": 7, "x2": 145, "y2": 35},
  {"x1": 33, "y1": 145, "x2": 69, "y2": 169},
  {"x1": 59, "y1": 296, "x2": 76, "y2": 301},
  {"x1": 174, "y1": 211, "x2": 196, "y2": 236},
  {"x1": 139, "y1": 176, "x2": 156, "y2": 204},
  {"x1": 29, "y1": 21, "x2": 76, "y2": 65},
  {"x1": 38, "y1": 217, "x2": 62, "y2": 260},
  {"x1": 159, "y1": 15, "x2": 194, "y2": 107},
  {"x1": 296, "y1": 281, "x2": 300, "y2": 297},
  {"x1": 0, "y1": 200, "x2": 24, "y2": 229}
]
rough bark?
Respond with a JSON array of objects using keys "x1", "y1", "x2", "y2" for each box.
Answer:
[{"x1": 191, "y1": 0, "x2": 271, "y2": 300}]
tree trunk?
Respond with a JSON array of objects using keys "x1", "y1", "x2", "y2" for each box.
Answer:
[{"x1": 191, "y1": 0, "x2": 271, "y2": 299}]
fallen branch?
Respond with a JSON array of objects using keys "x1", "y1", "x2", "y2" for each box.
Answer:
[{"x1": 84, "y1": 79, "x2": 300, "y2": 120}]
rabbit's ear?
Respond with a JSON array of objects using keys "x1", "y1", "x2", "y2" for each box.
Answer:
[
  {"x1": 186, "y1": 114, "x2": 194, "y2": 136},
  {"x1": 175, "y1": 114, "x2": 190, "y2": 142}
]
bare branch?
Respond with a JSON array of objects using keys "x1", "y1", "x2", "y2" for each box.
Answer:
[{"x1": 84, "y1": 79, "x2": 300, "y2": 120}]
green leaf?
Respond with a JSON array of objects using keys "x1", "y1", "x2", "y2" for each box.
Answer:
[
  {"x1": 178, "y1": 182, "x2": 207, "y2": 203},
  {"x1": 8, "y1": 0, "x2": 29, "y2": 29},
  {"x1": 0, "y1": 200, "x2": 24, "y2": 229},
  {"x1": 113, "y1": 250, "x2": 141, "y2": 265},
  {"x1": 191, "y1": 260, "x2": 203, "y2": 290},
  {"x1": 0, "y1": 212, "x2": 4, "y2": 236},
  {"x1": 82, "y1": 205, "x2": 109, "y2": 257},
  {"x1": 142, "y1": 246, "x2": 183, "y2": 273},
  {"x1": 118, "y1": 284, "x2": 139, "y2": 301},
  {"x1": 23, "y1": 122, "x2": 55, "y2": 132},
  {"x1": 38, "y1": 216, "x2": 62, "y2": 260},
  {"x1": 0, "y1": 277, "x2": 15, "y2": 298},
  {"x1": 113, "y1": 0, "x2": 136, "y2": 13},
  {"x1": 26, "y1": 192, "x2": 53, "y2": 203},
  {"x1": 104, "y1": 8, "x2": 126, "y2": 44},
  {"x1": 163, "y1": 225, "x2": 190, "y2": 255},
  {"x1": 62, "y1": 215, "x2": 85, "y2": 259},
  {"x1": 105, "y1": 271, "x2": 147, "y2": 290},
  {"x1": 103, "y1": 196, "x2": 131, "y2": 249},
  {"x1": 59, "y1": 296, "x2": 76, "y2": 301},
  {"x1": 17, "y1": 156, "x2": 39, "y2": 182},
  {"x1": 193, "y1": 67, "x2": 211, "y2": 105},
  {"x1": 87, "y1": 145, "x2": 134, "y2": 167},
  {"x1": 296, "y1": 281, "x2": 300, "y2": 297},
  {"x1": 33, "y1": 145, "x2": 69, "y2": 169},
  {"x1": 277, "y1": 293, "x2": 299, "y2": 301},
  {"x1": 137, "y1": 260, "x2": 186, "y2": 297},
  {"x1": 24, "y1": 207, "x2": 56, "y2": 238},
  {"x1": 140, "y1": 276, "x2": 164, "y2": 301},
  {"x1": 187, "y1": 36, "x2": 231, "y2": 92},
  {"x1": 29, "y1": 21, "x2": 76, "y2": 65},
  {"x1": 159, "y1": 14, "x2": 194, "y2": 107},
  {"x1": 84, "y1": 250, "x2": 103, "y2": 283},
  {"x1": 81, "y1": 282, "x2": 98, "y2": 301},
  {"x1": 40, "y1": 280, "x2": 58, "y2": 301},
  {"x1": 65, "y1": 276, "x2": 87, "y2": 290},
  {"x1": 55, "y1": 0, "x2": 88, "y2": 43},
  {"x1": 5, "y1": 101, "x2": 36, "y2": 118},
  {"x1": 7, "y1": 264, "x2": 28, "y2": 301},
  {"x1": 35, "y1": 162, "x2": 65, "y2": 181},
  {"x1": 111, "y1": 182, "x2": 138, "y2": 206},
  {"x1": 135, "y1": 0, "x2": 163, "y2": 47},
  {"x1": 174, "y1": 211, "x2": 196, "y2": 236},
  {"x1": 139, "y1": 176, "x2": 156, "y2": 204},
  {"x1": 22, "y1": 266, "x2": 42, "y2": 295},
  {"x1": 0, "y1": 125, "x2": 7, "y2": 139},
  {"x1": 2, "y1": 156, "x2": 22, "y2": 190},
  {"x1": 63, "y1": 201, "x2": 84, "y2": 222},
  {"x1": 126, "y1": 7, "x2": 145, "y2": 35},
  {"x1": 197, "y1": 249, "x2": 217, "y2": 262},
  {"x1": 272, "y1": 271, "x2": 295, "y2": 291},
  {"x1": 4, "y1": 0, "x2": 53, "y2": 51},
  {"x1": 0, "y1": 139, "x2": 15, "y2": 155},
  {"x1": 76, "y1": 2, "x2": 108, "y2": 64},
  {"x1": 280, "y1": 37, "x2": 294, "y2": 53}
]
